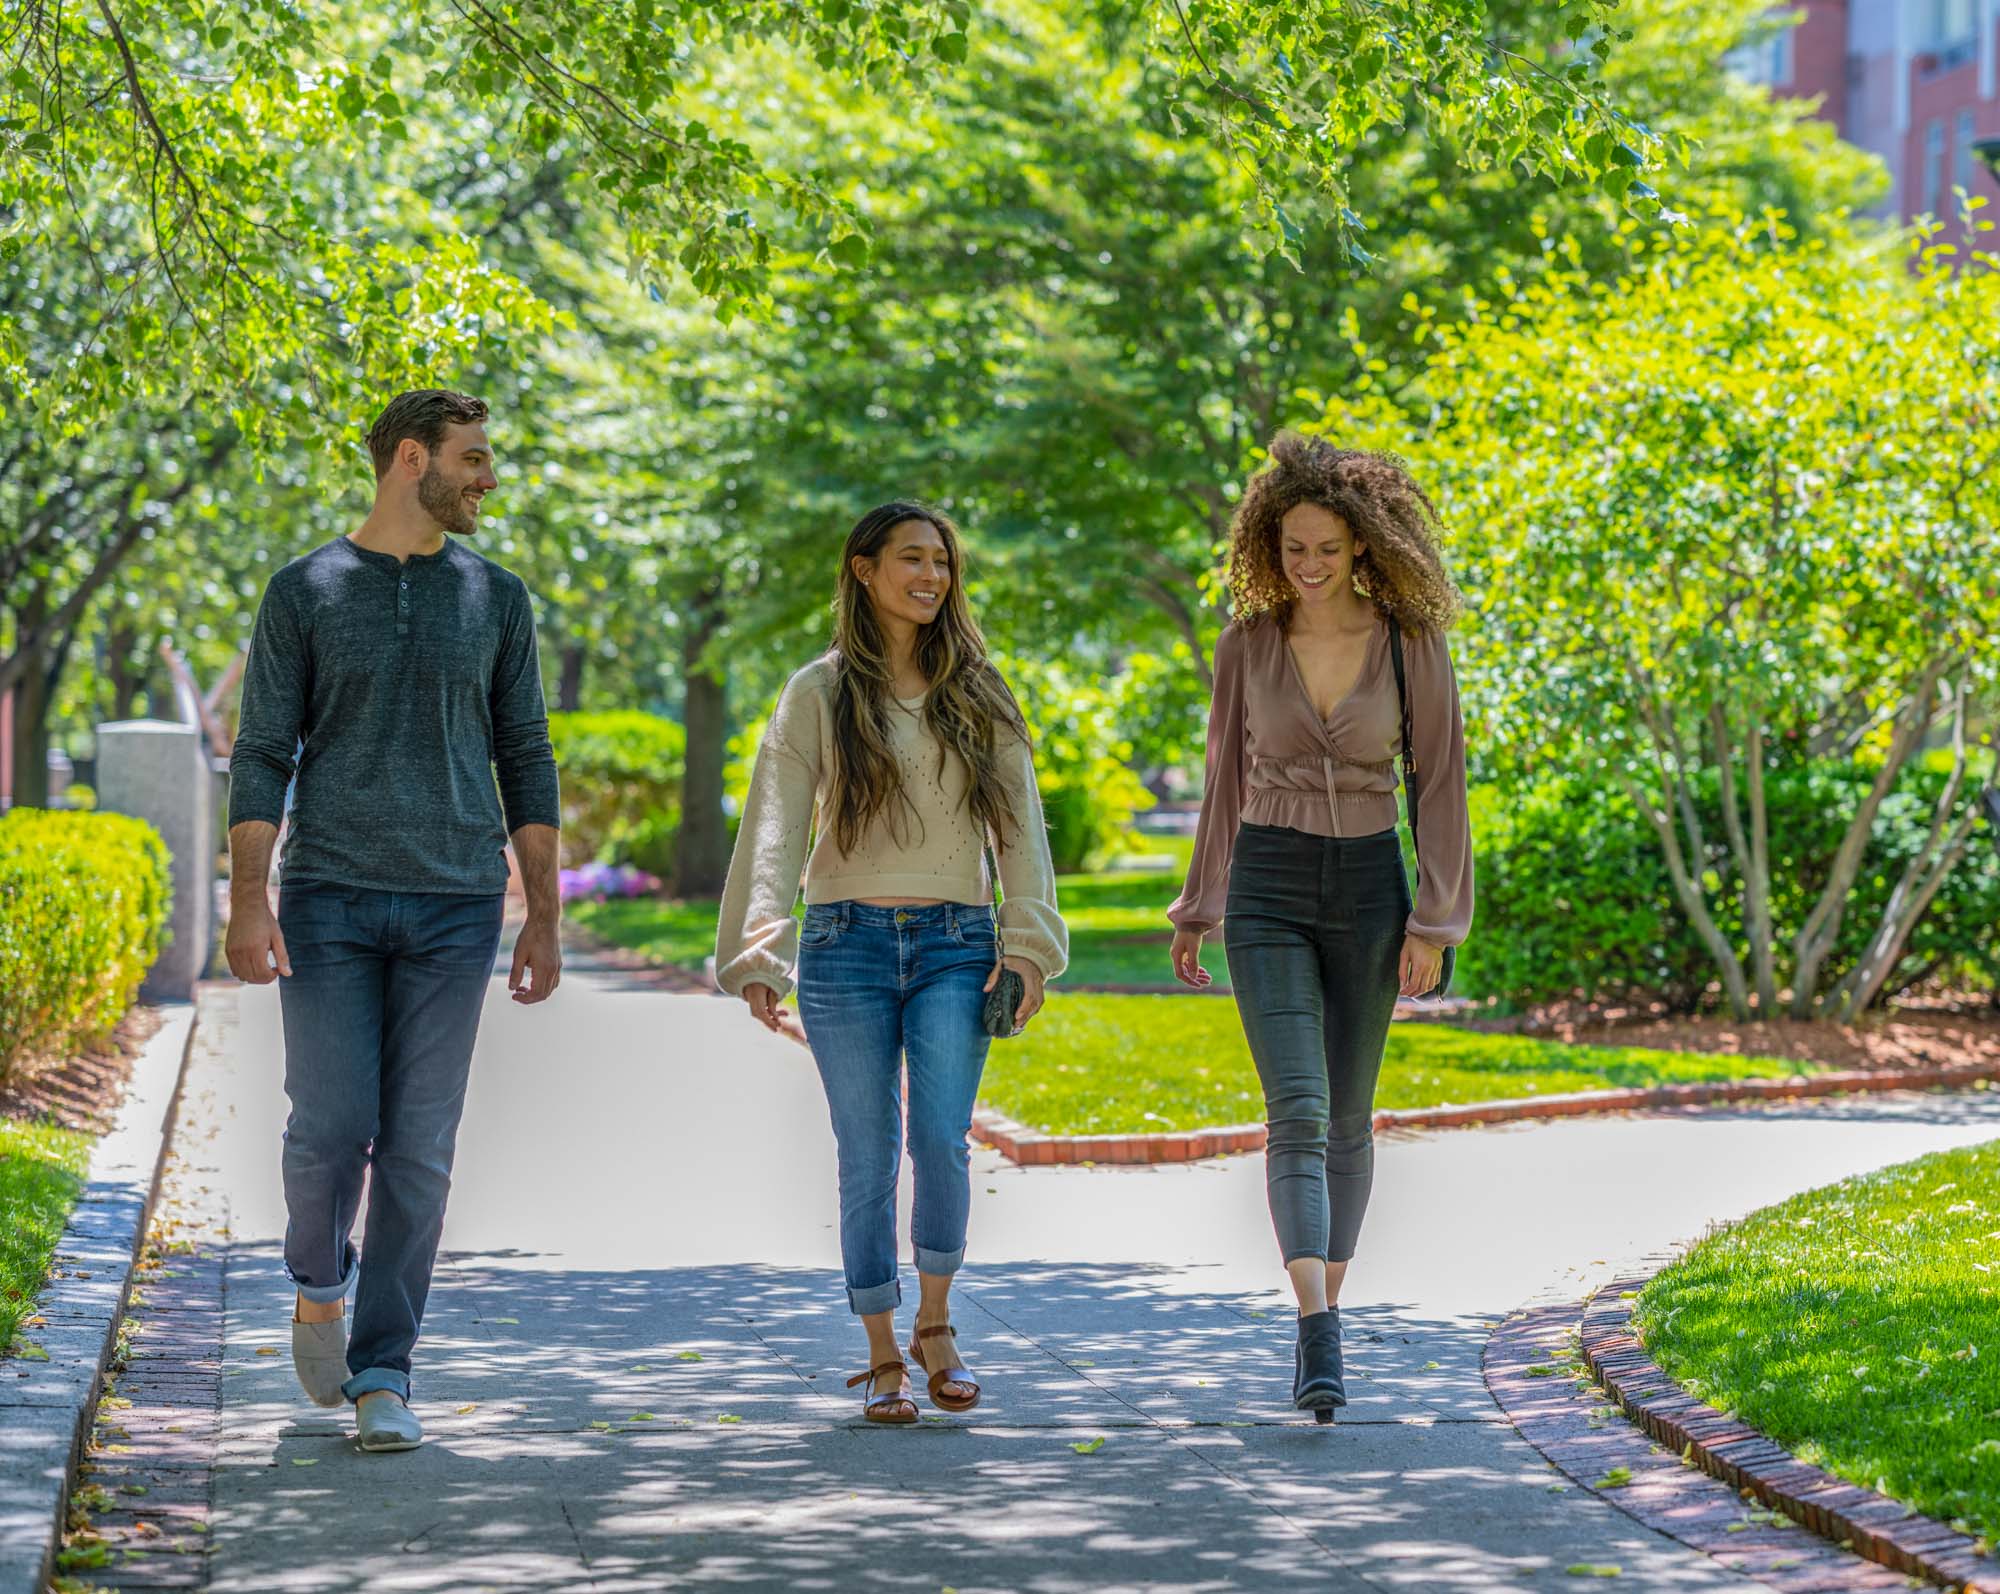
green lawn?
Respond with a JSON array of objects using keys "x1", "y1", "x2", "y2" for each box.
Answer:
[
  {"x1": 1050, "y1": 867, "x2": 1228, "y2": 989},
  {"x1": 981, "y1": 993, "x2": 1816, "y2": 1135},
  {"x1": 562, "y1": 862, "x2": 1229, "y2": 989},
  {"x1": 0, "y1": 1117, "x2": 91, "y2": 1357},
  {"x1": 568, "y1": 896, "x2": 721, "y2": 971},
  {"x1": 1633, "y1": 1140, "x2": 2000, "y2": 1543}
]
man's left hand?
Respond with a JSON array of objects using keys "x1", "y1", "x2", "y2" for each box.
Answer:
[{"x1": 510, "y1": 918, "x2": 563, "y2": 1005}]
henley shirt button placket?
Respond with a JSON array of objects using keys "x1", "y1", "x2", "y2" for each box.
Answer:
[{"x1": 397, "y1": 574, "x2": 412, "y2": 639}]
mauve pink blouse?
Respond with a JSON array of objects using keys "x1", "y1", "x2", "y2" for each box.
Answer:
[{"x1": 1167, "y1": 610, "x2": 1474, "y2": 946}]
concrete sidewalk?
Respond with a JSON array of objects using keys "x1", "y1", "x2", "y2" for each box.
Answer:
[{"x1": 169, "y1": 953, "x2": 2000, "y2": 1592}]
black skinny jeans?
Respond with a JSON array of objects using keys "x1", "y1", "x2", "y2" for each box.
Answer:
[{"x1": 1224, "y1": 822, "x2": 1408, "y2": 1265}]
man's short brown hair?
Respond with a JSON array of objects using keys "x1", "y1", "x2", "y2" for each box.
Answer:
[{"x1": 364, "y1": 390, "x2": 490, "y2": 478}]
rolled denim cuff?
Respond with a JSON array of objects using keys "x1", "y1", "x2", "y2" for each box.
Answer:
[
  {"x1": 287, "y1": 1253, "x2": 358, "y2": 1305},
  {"x1": 342, "y1": 1366, "x2": 411, "y2": 1403},
  {"x1": 913, "y1": 1244, "x2": 965, "y2": 1278},
  {"x1": 846, "y1": 1274, "x2": 902, "y2": 1316}
]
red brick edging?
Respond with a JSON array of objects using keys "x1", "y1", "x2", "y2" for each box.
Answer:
[
  {"x1": 1485, "y1": 1295, "x2": 1912, "y2": 1591},
  {"x1": 1581, "y1": 1262, "x2": 2000, "y2": 1593},
  {"x1": 972, "y1": 1058, "x2": 2000, "y2": 1167}
]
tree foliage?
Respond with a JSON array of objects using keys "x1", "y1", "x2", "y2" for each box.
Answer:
[
  {"x1": 5, "y1": 0, "x2": 1667, "y2": 402},
  {"x1": 1411, "y1": 212, "x2": 2000, "y2": 1020}
]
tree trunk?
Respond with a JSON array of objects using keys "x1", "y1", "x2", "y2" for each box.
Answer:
[
  {"x1": 556, "y1": 642, "x2": 585, "y2": 713},
  {"x1": 1711, "y1": 699, "x2": 1777, "y2": 1011},
  {"x1": 1791, "y1": 656, "x2": 1947, "y2": 1015},
  {"x1": 106, "y1": 620, "x2": 145, "y2": 721},
  {"x1": 1831, "y1": 687, "x2": 1992, "y2": 1021},
  {"x1": 1624, "y1": 676, "x2": 1753, "y2": 1018},
  {"x1": 8, "y1": 616, "x2": 48, "y2": 809},
  {"x1": 675, "y1": 585, "x2": 730, "y2": 898},
  {"x1": 1617, "y1": 769, "x2": 1753, "y2": 1019}
]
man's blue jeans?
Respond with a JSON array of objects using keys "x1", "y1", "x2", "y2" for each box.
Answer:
[
  {"x1": 276, "y1": 880, "x2": 504, "y2": 1401},
  {"x1": 793, "y1": 900, "x2": 995, "y2": 1315}
]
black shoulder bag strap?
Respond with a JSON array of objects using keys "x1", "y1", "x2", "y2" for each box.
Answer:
[{"x1": 1387, "y1": 623, "x2": 1455, "y2": 998}]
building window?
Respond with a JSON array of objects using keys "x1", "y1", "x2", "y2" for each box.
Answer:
[
  {"x1": 1923, "y1": 119, "x2": 1947, "y2": 217},
  {"x1": 1957, "y1": 109, "x2": 1980, "y2": 197},
  {"x1": 1725, "y1": 11, "x2": 1795, "y2": 86},
  {"x1": 1927, "y1": 0, "x2": 1977, "y2": 68}
]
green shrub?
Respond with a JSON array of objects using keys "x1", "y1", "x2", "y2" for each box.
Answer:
[
  {"x1": 0, "y1": 809, "x2": 171, "y2": 1083},
  {"x1": 1461, "y1": 761, "x2": 2000, "y2": 1012},
  {"x1": 548, "y1": 711, "x2": 685, "y2": 869},
  {"x1": 999, "y1": 657, "x2": 1155, "y2": 874}
]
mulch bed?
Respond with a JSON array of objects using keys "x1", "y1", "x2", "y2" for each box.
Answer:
[
  {"x1": 0, "y1": 1007, "x2": 162, "y2": 1134},
  {"x1": 1463, "y1": 1000, "x2": 2000, "y2": 1076}
]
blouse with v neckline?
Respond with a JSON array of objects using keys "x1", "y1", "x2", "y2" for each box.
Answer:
[{"x1": 1167, "y1": 608, "x2": 1474, "y2": 946}]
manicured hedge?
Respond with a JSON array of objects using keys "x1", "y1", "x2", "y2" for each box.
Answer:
[
  {"x1": 1460, "y1": 761, "x2": 2000, "y2": 1011},
  {"x1": 0, "y1": 809, "x2": 171, "y2": 1083},
  {"x1": 548, "y1": 711, "x2": 685, "y2": 876}
]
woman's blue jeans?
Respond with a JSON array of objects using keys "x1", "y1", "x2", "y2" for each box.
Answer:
[
  {"x1": 275, "y1": 880, "x2": 504, "y2": 1401},
  {"x1": 793, "y1": 900, "x2": 996, "y2": 1315}
]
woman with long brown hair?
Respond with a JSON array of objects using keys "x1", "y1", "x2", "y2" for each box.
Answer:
[
  {"x1": 1168, "y1": 432, "x2": 1473, "y2": 1421},
  {"x1": 715, "y1": 501, "x2": 1067, "y2": 1423}
]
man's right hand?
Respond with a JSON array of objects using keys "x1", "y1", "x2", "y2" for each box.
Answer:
[{"x1": 227, "y1": 901, "x2": 293, "y2": 984}]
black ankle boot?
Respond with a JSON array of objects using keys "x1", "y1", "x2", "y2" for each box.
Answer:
[{"x1": 1294, "y1": 1308, "x2": 1345, "y2": 1420}]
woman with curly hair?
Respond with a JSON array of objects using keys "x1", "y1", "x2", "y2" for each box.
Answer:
[
  {"x1": 1168, "y1": 431, "x2": 1473, "y2": 1421},
  {"x1": 715, "y1": 501, "x2": 1067, "y2": 1424}
]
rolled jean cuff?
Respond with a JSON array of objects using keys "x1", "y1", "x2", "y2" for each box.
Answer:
[
  {"x1": 342, "y1": 1367, "x2": 410, "y2": 1403},
  {"x1": 287, "y1": 1262, "x2": 358, "y2": 1305},
  {"x1": 914, "y1": 1244, "x2": 965, "y2": 1277},
  {"x1": 1281, "y1": 1247, "x2": 1328, "y2": 1266},
  {"x1": 846, "y1": 1274, "x2": 902, "y2": 1316}
]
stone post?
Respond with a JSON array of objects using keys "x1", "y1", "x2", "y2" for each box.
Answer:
[{"x1": 96, "y1": 719, "x2": 214, "y2": 1001}]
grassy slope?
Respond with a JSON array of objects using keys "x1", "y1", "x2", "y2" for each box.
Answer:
[{"x1": 1634, "y1": 1138, "x2": 2000, "y2": 1542}]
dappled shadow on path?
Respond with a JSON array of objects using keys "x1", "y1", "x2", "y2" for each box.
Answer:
[
  {"x1": 1630, "y1": 1087, "x2": 2000, "y2": 1131},
  {"x1": 206, "y1": 1254, "x2": 1740, "y2": 1593}
]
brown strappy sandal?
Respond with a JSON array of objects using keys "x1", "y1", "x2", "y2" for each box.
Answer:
[
  {"x1": 846, "y1": 1359, "x2": 918, "y2": 1425},
  {"x1": 907, "y1": 1323, "x2": 981, "y2": 1413}
]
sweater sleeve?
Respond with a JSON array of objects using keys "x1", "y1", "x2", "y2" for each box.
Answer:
[
  {"x1": 989, "y1": 726, "x2": 1069, "y2": 980},
  {"x1": 1166, "y1": 622, "x2": 1247, "y2": 934},
  {"x1": 490, "y1": 579, "x2": 562, "y2": 833},
  {"x1": 1402, "y1": 626, "x2": 1475, "y2": 948},
  {"x1": 228, "y1": 573, "x2": 309, "y2": 830},
  {"x1": 713, "y1": 668, "x2": 824, "y2": 1000}
]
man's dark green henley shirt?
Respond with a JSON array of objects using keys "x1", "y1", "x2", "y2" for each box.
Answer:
[{"x1": 228, "y1": 535, "x2": 561, "y2": 895}]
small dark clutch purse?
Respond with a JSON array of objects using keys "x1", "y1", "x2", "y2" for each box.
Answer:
[{"x1": 982, "y1": 965, "x2": 1026, "y2": 1038}]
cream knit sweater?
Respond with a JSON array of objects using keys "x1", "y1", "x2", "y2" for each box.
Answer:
[{"x1": 714, "y1": 656, "x2": 1069, "y2": 1000}]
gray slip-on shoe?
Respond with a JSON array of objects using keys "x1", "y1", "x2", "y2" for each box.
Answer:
[
  {"x1": 355, "y1": 1392, "x2": 423, "y2": 1453},
  {"x1": 290, "y1": 1313, "x2": 349, "y2": 1408}
]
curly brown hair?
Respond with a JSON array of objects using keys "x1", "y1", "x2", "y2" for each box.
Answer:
[{"x1": 1225, "y1": 431, "x2": 1461, "y2": 633}]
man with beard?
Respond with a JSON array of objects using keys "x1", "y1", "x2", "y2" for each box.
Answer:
[{"x1": 226, "y1": 389, "x2": 563, "y2": 1452}]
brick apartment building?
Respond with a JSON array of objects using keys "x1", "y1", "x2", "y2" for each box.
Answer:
[{"x1": 1731, "y1": 0, "x2": 2000, "y2": 222}]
